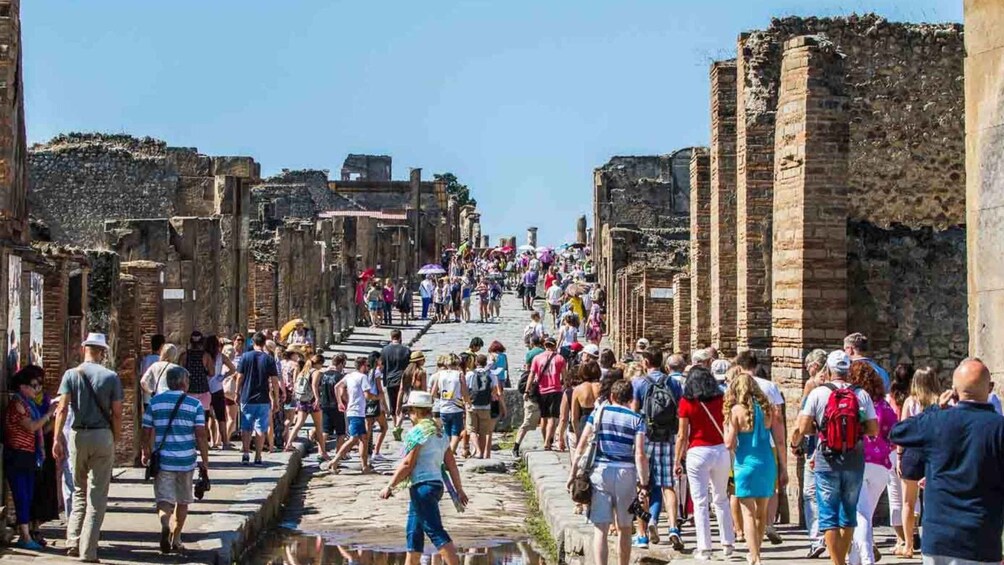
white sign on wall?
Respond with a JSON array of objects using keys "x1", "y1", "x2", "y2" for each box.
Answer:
[
  {"x1": 163, "y1": 289, "x2": 185, "y2": 300},
  {"x1": 650, "y1": 288, "x2": 674, "y2": 299}
]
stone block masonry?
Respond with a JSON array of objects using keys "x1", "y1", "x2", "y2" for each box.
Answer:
[
  {"x1": 709, "y1": 60, "x2": 738, "y2": 357},
  {"x1": 689, "y1": 148, "x2": 711, "y2": 351},
  {"x1": 673, "y1": 274, "x2": 692, "y2": 355},
  {"x1": 770, "y1": 35, "x2": 850, "y2": 389}
]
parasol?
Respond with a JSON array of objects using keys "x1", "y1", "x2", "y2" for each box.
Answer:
[
  {"x1": 569, "y1": 242, "x2": 586, "y2": 249},
  {"x1": 517, "y1": 244, "x2": 535, "y2": 252},
  {"x1": 279, "y1": 318, "x2": 305, "y2": 342},
  {"x1": 500, "y1": 245, "x2": 515, "y2": 253},
  {"x1": 418, "y1": 264, "x2": 447, "y2": 275}
]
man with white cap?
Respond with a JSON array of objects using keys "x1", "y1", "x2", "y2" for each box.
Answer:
[
  {"x1": 52, "y1": 332, "x2": 123, "y2": 562},
  {"x1": 581, "y1": 343, "x2": 600, "y2": 364},
  {"x1": 791, "y1": 350, "x2": 878, "y2": 565},
  {"x1": 635, "y1": 338, "x2": 650, "y2": 354}
]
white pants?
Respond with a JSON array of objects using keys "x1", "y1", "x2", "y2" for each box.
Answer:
[
  {"x1": 850, "y1": 462, "x2": 891, "y2": 565},
  {"x1": 803, "y1": 456, "x2": 820, "y2": 544},
  {"x1": 887, "y1": 451, "x2": 904, "y2": 527},
  {"x1": 686, "y1": 444, "x2": 735, "y2": 552}
]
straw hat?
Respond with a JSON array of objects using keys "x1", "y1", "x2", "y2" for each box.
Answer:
[
  {"x1": 403, "y1": 391, "x2": 434, "y2": 409},
  {"x1": 410, "y1": 351, "x2": 426, "y2": 364}
]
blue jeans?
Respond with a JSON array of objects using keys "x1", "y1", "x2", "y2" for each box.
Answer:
[
  {"x1": 441, "y1": 412, "x2": 464, "y2": 437},
  {"x1": 815, "y1": 467, "x2": 864, "y2": 531},
  {"x1": 421, "y1": 297, "x2": 432, "y2": 319},
  {"x1": 407, "y1": 481, "x2": 451, "y2": 553}
]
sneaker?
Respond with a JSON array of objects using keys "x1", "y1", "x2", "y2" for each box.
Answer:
[
  {"x1": 66, "y1": 547, "x2": 80, "y2": 558},
  {"x1": 15, "y1": 539, "x2": 44, "y2": 551},
  {"x1": 241, "y1": 452, "x2": 250, "y2": 466},
  {"x1": 254, "y1": 454, "x2": 263, "y2": 466},
  {"x1": 723, "y1": 545, "x2": 735, "y2": 557},
  {"x1": 647, "y1": 523, "x2": 660, "y2": 545},
  {"x1": 632, "y1": 535, "x2": 649, "y2": 549},
  {"x1": 766, "y1": 526, "x2": 783, "y2": 545},
  {"x1": 694, "y1": 550, "x2": 713, "y2": 561},
  {"x1": 807, "y1": 542, "x2": 826, "y2": 559},
  {"x1": 668, "y1": 529, "x2": 685, "y2": 551}
]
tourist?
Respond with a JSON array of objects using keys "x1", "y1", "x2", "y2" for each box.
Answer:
[
  {"x1": 52, "y1": 333, "x2": 122, "y2": 562},
  {"x1": 846, "y1": 360, "x2": 897, "y2": 565},
  {"x1": 725, "y1": 372, "x2": 776, "y2": 565},
  {"x1": 472, "y1": 276, "x2": 487, "y2": 322},
  {"x1": 529, "y1": 336, "x2": 567, "y2": 451},
  {"x1": 235, "y1": 332, "x2": 281, "y2": 466},
  {"x1": 489, "y1": 277, "x2": 503, "y2": 320},
  {"x1": 397, "y1": 351, "x2": 428, "y2": 434},
  {"x1": 674, "y1": 365, "x2": 733, "y2": 560},
  {"x1": 557, "y1": 313, "x2": 580, "y2": 358},
  {"x1": 30, "y1": 366, "x2": 60, "y2": 547},
  {"x1": 692, "y1": 348, "x2": 712, "y2": 369},
  {"x1": 896, "y1": 366, "x2": 942, "y2": 559},
  {"x1": 522, "y1": 311, "x2": 545, "y2": 347},
  {"x1": 599, "y1": 348, "x2": 616, "y2": 378},
  {"x1": 522, "y1": 267, "x2": 539, "y2": 310},
  {"x1": 139, "y1": 334, "x2": 166, "y2": 398},
  {"x1": 327, "y1": 356, "x2": 378, "y2": 473},
  {"x1": 546, "y1": 278, "x2": 563, "y2": 329},
  {"x1": 570, "y1": 360, "x2": 602, "y2": 451},
  {"x1": 365, "y1": 351, "x2": 390, "y2": 459},
  {"x1": 141, "y1": 344, "x2": 184, "y2": 402},
  {"x1": 381, "y1": 329, "x2": 412, "y2": 432},
  {"x1": 5, "y1": 366, "x2": 57, "y2": 550},
  {"x1": 512, "y1": 336, "x2": 546, "y2": 457},
  {"x1": 557, "y1": 360, "x2": 583, "y2": 453},
  {"x1": 206, "y1": 335, "x2": 236, "y2": 450},
  {"x1": 320, "y1": 354, "x2": 348, "y2": 453},
  {"x1": 221, "y1": 344, "x2": 241, "y2": 449},
  {"x1": 396, "y1": 278, "x2": 413, "y2": 325},
  {"x1": 366, "y1": 281, "x2": 382, "y2": 328},
  {"x1": 488, "y1": 340, "x2": 509, "y2": 388},
  {"x1": 466, "y1": 354, "x2": 499, "y2": 458},
  {"x1": 461, "y1": 275, "x2": 473, "y2": 322},
  {"x1": 180, "y1": 331, "x2": 215, "y2": 424},
  {"x1": 450, "y1": 276, "x2": 463, "y2": 323},
  {"x1": 634, "y1": 338, "x2": 650, "y2": 355},
  {"x1": 567, "y1": 380, "x2": 649, "y2": 565},
  {"x1": 434, "y1": 279, "x2": 448, "y2": 322},
  {"x1": 288, "y1": 321, "x2": 310, "y2": 347},
  {"x1": 278, "y1": 347, "x2": 302, "y2": 449},
  {"x1": 889, "y1": 358, "x2": 1004, "y2": 565},
  {"x1": 382, "y1": 278, "x2": 396, "y2": 326},
  {"x1": 799, "y1": 348, "x2": 830, "y2": 559},
  {"x1": 140, "y1": 365, "x2": 209, "y2": 555},
  {"x1": 843, "y1": 333, "x2": 890, "y2": 391},
  {"x1": 585, "y1": 302, "x2": 604, "y2": 345},
  {"x1": 419, "y1": 275, "x2": 435, "y2": 320},
  {"x1": 379, "y1": 391, "x2": 468, "y2": 565},
  {"x1": 284, "y1": 354, "x2": 329, "y2": 460},
  {"x1": 431, "y1": 354, "x2": 469, "y2": 453},
  {"x1": 885, "y1": 363, "x2": 914, "y2": 555},
  {"x1": 630, "y1": 350, "x2": 684, "y2": 550},
  {"x1": 790, "y1": 350, "x2": 878, "y2": 565},
  {"x1": 736, "y1": 350, "x2": 788, "y2": 545},
  {"x1": 666, "y1": 354, "x2": 687, "y2": 390}
]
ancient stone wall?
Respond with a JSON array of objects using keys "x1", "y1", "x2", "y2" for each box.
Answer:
[
  {"x1": 709, "y1": 61, "x2": 739, "y2": 357},
  {"x1": 673, "y1": 274, "x2": 692, "y2": 355},
  {"x1": 688, "y1": 148, "x2": 711, "y2": 350},
  {"x1": 0, "y1": 0, "x2": 29, "y2": 245},
  {"x1": 639, "y1": 269, "x2": 676, "y2": 352}
]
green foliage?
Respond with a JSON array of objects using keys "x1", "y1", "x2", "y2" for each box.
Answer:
[
  {"x1": 434, "y1": 172, "x2": 477, "y2": 208},
  {"x1": 514, "y1": 460, "x2": 558, "y2": 562}
]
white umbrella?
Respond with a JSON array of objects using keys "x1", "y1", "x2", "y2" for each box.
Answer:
[
  {"x1": 517, "y1": 244, "x2": 535, "y2": 252},
  {"x1": 417, "y1": 264, "x2": 446, "y2": 275}
]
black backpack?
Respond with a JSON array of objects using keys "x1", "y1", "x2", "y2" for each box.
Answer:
[
  {"x1": 471, "y1": 368, "x2": 493, "y2": 406},
  {"x1": 642, "y1": 374, "x2": 679, "y2": 442}
]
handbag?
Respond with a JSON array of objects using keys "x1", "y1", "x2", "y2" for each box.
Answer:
[
  {"x1": 146, "y1": 394, "x2": 186, "y2": 481},
  {"x1": 570, "y1": 405, "x2": 605, "y2": 504}
]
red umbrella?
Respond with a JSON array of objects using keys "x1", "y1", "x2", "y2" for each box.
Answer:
[{"x1": 360, "y1": 268, "x2": 376, "y2": 280}]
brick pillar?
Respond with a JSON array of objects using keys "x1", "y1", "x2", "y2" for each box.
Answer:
[
  {"x1": 251, "y1": 262, "x2": 277, "y2": 330},
  {"x1": 772, "y1": 35, "x2": 849, "y2": 387},
  {"x1": 736, "y1": 37, "x2": 775, "y2": 354},
  {"x1": 640, "y1": 269, "x2": 675, "y2": 352},
  {"x1": 115, "y1": 274, "x2": 140, "y2": 466},
  {"x1": 121, "y1": 261, "x2": 164, "y2": 347},
  {"x1": 42, "y1": 263, "x2": 69, "y2": 395},
  {"x1": 710, "y1": 60, "x2": 738, "y2": 356},
  {"x1": 689, "y1": 148, "x2": 711, "y2": 350},
  {"x1": 673, "y1": 274, "x2": 692, "y2": 355}
]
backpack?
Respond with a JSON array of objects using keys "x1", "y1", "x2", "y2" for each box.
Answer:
[
  {"x1": 294, "y1": 371, "x2": 313, "y2": 403},
  {"x1": 471, "y1": 368, "x2": 493, "y2": 406},
  {"x1": 818, "y1": 383, "x2": 862, "y2": 456},
  {"x1": 642, "y1": 374, "x2": 679, "y2": 442}
]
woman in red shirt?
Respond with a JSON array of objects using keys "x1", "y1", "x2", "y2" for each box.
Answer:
[
  {"x1": 673, "y1": 366, "x2": 735, "y2": 560},
  {"x1": 4, "y1": 365, "x2": 57, "y2": 550}
]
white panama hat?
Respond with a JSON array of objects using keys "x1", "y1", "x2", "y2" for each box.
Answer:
[
  {"x1": 82, "y1": 332, "x2": 109, "y2": 350},
  {"x1": 403, "y1": 391, "x2": 434, "y2": 409}
]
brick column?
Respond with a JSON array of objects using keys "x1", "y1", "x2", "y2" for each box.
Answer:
[
  {"x1": 115, "y1": 274, "x2": 140, "y2": 466},
  {"x1": 710, "y1": 60, "x2": 738, "y2": 356},
  {"x1": 42, "y1": 263, "x2": 69, "y2": 395},
  {"x1": 640, "y1": 269, "x2": 675, "y2": 352},
  {"x1": 736, "y1": 36, "x2": 775, "y2": 354},
  {"x1": 673, "y1": 274, "x2": 692, "y2": 355},
  {"x1": 689, "y1": 148, "x2": 712, "y2": 350},
  {"x1": 251, "y1": 262, "x2": 277, "y2": 330},
  {"x1": 771, "y1": 35, "x2": 849, "y2": 385},
  {"x1": 121, "y1": 261, "x2": 164, "y2": 346}
]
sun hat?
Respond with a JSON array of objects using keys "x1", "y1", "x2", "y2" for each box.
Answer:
[
  {"x1": 827, "y1": 350, "x2": 851, "y2": 375},
  {"x1": 635, "y1": 338, "x2": 650, "y2": 351},
  {"x1": 410, "y1": 351, "x2": 426, "y2": 363},
  {"x1": 82, "y1": 333, "x2": 109, "y2": 350},
  {"x1": 582, "y1": 344, "x2": 600, "y2": 357},
  {"x1": 711, "y1": 359, "x2": 731, "y2": 379},
  {"x1": 403, "y1": 391, "x2": 434, "y2": 409}
]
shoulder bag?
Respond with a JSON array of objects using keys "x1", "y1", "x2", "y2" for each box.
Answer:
[
  {"x1": 570, "y1": 405, "x2": 605, "y2": 504},
  {"x1": 146, "y1": 394, "x2": 187, "y2": 481},
  {"x1": 77, "y1": 369, "x2": 113, "y2": 428},
  {"x1": 700, "y1": 400, "x2": 736, "y2": 494}
]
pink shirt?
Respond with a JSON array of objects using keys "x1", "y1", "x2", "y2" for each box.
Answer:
[{"x1": 531, "y1": 351, "x2": 566, "y2": 395}]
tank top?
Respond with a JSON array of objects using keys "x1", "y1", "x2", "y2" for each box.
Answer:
[
  {"x1": 411, "y1": 431, "x2": 449, "y2": 485},
  {"x1": 185, "y1": 349, "x2": 210, "y2": 394}
]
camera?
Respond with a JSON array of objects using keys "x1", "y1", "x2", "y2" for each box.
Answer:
[
  {"x1": 628, "y1": 497, "x2": 651, "y2": 523},
  {"x1": 194, "y1": 466, "x2": 211, "y2": 500}
]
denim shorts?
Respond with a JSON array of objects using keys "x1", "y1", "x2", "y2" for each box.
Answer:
[
  {"x1": 239, "y1": 403, "x2": 271, "y2": 434},
  {"x1": 407, "y1": 481, "x2": 451, "y2": 553},
  {"x1": 588, "y1": 463, "x2": 637, "y2": 527},
  {"x1": 441, "y1": 412, "x2": 464, "y2": 437},
  {"x1": 815, "y1": 467, "x2": 864, "y2": 530},
  {"x1": 347, "y1": 416, "x2": 367, "y2": 438}
]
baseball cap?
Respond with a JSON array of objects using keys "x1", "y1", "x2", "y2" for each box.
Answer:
[
  {"x1": 635, "y1": 338, "x2": 650, "y2": 351},
  {"x1": 827, "y1": 350, "x2": 851, "y2": 375},
  {"x1": 582, "y1": 344, "x2": 600, "y2": 357}
]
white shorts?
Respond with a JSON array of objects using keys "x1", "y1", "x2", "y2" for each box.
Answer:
[{"x1": 154, "y1": 469, "x2": 194, "y2": 505}]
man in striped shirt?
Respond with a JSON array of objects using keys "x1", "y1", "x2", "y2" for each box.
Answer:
[{"x1": 141, "y1": 367, "x2": 209, "y2": 555}]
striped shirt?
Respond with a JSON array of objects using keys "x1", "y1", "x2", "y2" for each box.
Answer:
[
  {"x1": 587, "y1": 404, "x2": 646, "y2": 465},
  {"x1": 141, "y1": 390, "x2": 205, "y2": 472}
]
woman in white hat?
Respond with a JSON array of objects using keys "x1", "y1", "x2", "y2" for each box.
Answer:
[{"x1": 380, "y1": 391, "x2": 468, "y2": 565}]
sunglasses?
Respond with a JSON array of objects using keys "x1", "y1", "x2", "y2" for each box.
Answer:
[{"x1": 28, "y1": 382, "x2": 41, "y2": 389}]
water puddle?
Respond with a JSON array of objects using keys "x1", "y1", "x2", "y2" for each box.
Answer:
[{"x1": 247, "y1": 529, "x2": 548, "y2": 565}]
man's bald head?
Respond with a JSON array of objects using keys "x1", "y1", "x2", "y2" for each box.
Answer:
[{"x1": 953, "y1": 358, "x2": 993, "y2": 403}]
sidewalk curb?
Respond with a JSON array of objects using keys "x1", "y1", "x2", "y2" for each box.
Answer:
[{"x1": 198, "y1": 441, "x2": 309, "y2": 564}]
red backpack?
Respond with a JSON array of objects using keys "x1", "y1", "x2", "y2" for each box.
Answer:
[{"x1": 818, "y1": 383, "x2": 862, "y2": 456}]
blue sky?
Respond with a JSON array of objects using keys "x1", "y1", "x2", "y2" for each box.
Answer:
[{"x1": 23, "y1": 0, "x2": 961, "y2": 246}]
